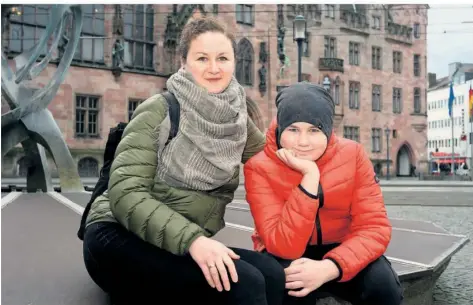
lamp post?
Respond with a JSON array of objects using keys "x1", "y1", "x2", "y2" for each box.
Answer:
[
  {"x1": 322, "y1": 76, "x2": 331, "y2": 92},
  {"x1": 385, "y1": 127, "x2": 391, "y2": 180},
  {"x1": 293, "y1": 15, "x2": 306, "y2": 82}
]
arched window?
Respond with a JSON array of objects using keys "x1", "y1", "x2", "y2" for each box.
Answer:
[
  {"x1": 78, "y1": 157, "x2": 99, "y2": 177},
  {"x1": 372, "y1": 85, "x2": 381, "y2": 111},
  {"x1": 17, "y1": 157, "x2": 29, "y2": 177},
  {"x1": 236, "y1": 38, "x2": 254, "y2": 86},
  {"x1": 333, "y1": 77, "x2": 341, "y2": 105}
]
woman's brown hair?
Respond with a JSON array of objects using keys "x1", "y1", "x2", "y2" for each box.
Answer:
[{"x1": 178, "y1": 16, "x2": 237, "y2": 62}]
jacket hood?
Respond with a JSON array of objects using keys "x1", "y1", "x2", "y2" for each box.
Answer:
[{"x1": 264, "y1": 117, "x2": 339, "y2": 167}]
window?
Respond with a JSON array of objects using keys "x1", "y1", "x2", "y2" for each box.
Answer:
[
  {"x1": 414, "y1": 87, "x2": 421, "y2": 113},
  {"x1": 78, "y1": 157, "x2": 99, "y2": 177},
  {"x1": 75, "y1": 95, "x2": 100, "y2": 137},
  {"x1": 333, "y1": 77, "x2": 341, "y2": 105},
  {"x1": 324, "y1": 36, "x2": 336, "y2": 58},
  {"x1": 372, "y1": 46, "x2": 382, "y2": 70},
  {"x1": 302, "y1": 32, "x2": 310, "y2": 57},
  {"x1": 128, "y1": 99, "x2": 142, "y2": 121},
  {"x1": 236, "y1": 4, "x2": 254, "y2": 25},
  {"x1": 372, "y1": 85, "x2": 381, "y2": 111},
  {"x1": 349, "y1": 81, "x2": 360, "y2": 109},
  {"x1": 123, "y1": 5, "x2": 155, "y2": 70},
  {"x1": 413, "y1": 23, "x2": 420, "y2": 38},
  {"x1": 349, "y1": 42, "x2": 359, "y2": 66},
  {"x1": 372, "y1": 128, "x2": 382, "y2": 152},
  {"x1": 343, "y1": 126, "x2": 360, "y2": 142},
  {"x1": 393, "y1": 88, "x2": 402, "y2": 114},
  {"x1": 324, "y1": 5, "x2": 335, "y2": 18},
  {"x1": 393, "y1": 51, "x2": 402, "y2": 73},
  {"x1": 414, "y1": 54, "x2": 420, "y2": 77},
  {"x1": 9, "y1": 5, "x2": 50, "y2": 55},
  {"x1": 71, "y1": 4, "x2": 105, "y2": 64},
  {"x1": 236, "y1": 38, "x2": 254, "y2": 86},
  {"x1": 372, "y1": 16, "x2": 381, "y2": 30}
]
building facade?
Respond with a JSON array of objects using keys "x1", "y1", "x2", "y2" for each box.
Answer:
[
  {"x1": 2, "y1": 4, "x2": 428, "y2": 178},
  {"x1": 427, "y1": 78, "x2": 473, "y2": 171}
]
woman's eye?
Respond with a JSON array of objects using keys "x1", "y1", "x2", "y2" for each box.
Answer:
[
  {"x1": 219, "y1": 57, "x2": 228, "y2": 61},
  {"x1": 197, "y1": 57, "x2": 207, "y2": 61}
]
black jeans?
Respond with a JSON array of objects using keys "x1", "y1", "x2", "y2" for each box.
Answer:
[
  {"x1": 270, "y1": 244, "x2": 404, "y2": 305},
  {"x1": 83, "y1": 222, "x2": 286, "y2": 305}
]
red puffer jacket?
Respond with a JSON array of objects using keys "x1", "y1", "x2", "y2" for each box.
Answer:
[{"x1": 244, "y1": 118, "x2": 391, "y2": 282}]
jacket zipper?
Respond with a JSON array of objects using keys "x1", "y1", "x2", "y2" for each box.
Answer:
[{"x1": 315, "y1": 183, "x2": 324, "y2": 245}]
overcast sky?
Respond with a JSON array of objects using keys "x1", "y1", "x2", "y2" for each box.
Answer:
[{"x1": 427, "y1": 4, "x2": 473, "y2": 77}]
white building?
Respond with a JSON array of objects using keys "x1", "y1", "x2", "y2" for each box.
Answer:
[{"x1": 427, "y1": 78, "x2": 473, "y2": 170}]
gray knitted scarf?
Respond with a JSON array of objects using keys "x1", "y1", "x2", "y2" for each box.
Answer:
[{"x1": 156, "y1": 68, "x2": 248, "y2": 191}]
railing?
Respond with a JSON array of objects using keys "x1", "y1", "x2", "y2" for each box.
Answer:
[
  {"x1": 339, "y1": 10, "x2": 370, "y2": 35},
  {"x1": 385, "y1": 22, "x2": 413, "y2": 45},
  {"x1": 318, "y1": 58, "x2": 344, "y2": 72}
]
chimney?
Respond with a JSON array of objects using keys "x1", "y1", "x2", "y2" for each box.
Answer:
[{"x1": 428, "y1": 73, "x2": 437, "y2": 88}]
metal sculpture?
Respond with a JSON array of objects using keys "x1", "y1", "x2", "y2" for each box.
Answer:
[{"x1": 1, "y1": 5, "x2": 84, "y2": 192}]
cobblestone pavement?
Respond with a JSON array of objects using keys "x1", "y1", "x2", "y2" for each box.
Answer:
[{"x1": 386, "y1": 206, "x2": 473, "y2": 305}]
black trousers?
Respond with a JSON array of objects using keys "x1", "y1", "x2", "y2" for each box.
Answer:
[
  {"x1": 83, "y1": 222, "x2": 286, "y2": 305},
  {"x1": 270, "y1": 244, "x2": 404, "y2": 305}
]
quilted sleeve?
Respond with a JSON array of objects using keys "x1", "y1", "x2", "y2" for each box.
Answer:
[
  {"x1": 323, "y1": 144, "x2": 391, "y2": 282},
  {"x1": 108, "y1": 95, "x2": 206, "y2": 255},
  {"x1": 244, "y1": 159, "x2": 320, "y2": 259}
]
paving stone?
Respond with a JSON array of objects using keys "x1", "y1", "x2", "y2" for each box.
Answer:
[{"x1": 386, "y1": 206, "x2": 473, "y2": 305}]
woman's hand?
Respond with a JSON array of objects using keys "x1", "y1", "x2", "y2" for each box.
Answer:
[
  {"x1": 284, "y1": 258, "x2": 340, "y2": 297},
  {"x1": 276, "y1": 148, "x2": 319, "y2": 176},
  {"x1": 188, "y1": 236, "x2": 240, "y2": 292}
]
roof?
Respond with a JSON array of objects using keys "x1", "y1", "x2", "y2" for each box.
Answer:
[{"x1": 428, "y1": 76, "x2": 449, "y2": 91}]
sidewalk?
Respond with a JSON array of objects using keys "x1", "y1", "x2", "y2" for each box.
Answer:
[{"x1": 378, "y1": 178, "x2": 473, "y2": 187}]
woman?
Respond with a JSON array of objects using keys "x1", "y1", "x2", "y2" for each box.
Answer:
[
  {"x1": 244, "y1": 82, "x2": 403, "y2": 305},
  {"x1": 83, "y1": 17, "x2": 285, "y2": 305}
]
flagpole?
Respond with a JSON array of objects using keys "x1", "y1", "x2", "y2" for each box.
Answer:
[
  {"x1": 470, "y1": 119, "x2": 473, "y2": 179},
  {"x1": 470, "y1": 83, "x2": 473, "y2": 179},
  {"x1": 451, "y1": 115, "x2": 455, "y2": 175},
  {"x1": 449, "y1": 81, "x2": 455, "y2": 175}
]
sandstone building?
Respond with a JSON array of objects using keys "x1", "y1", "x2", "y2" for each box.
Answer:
[{"x1": 1, "y1": 4, "x2": 428, "y2": 178}]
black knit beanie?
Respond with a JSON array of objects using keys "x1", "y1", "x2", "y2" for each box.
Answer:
[{"x1": 275, "y1": 82, "x2": 335, "y2": 148}]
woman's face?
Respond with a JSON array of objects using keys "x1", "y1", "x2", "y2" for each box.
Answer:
[
  {"x1": 280, "y1": 122, "x2": 328, "y2": 161},
  {"x1": 183, "y1": 31, "x2": 235, "y2": 94}
]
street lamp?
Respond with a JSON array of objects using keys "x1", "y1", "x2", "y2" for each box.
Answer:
[
  {"x1": 385, "y1": 127, "x2": 391, "y2": 180},
  {"x1": 293, "y1": 15, "x2": 306, "y2": 83},
  {"x1": 322, "y1": 76, "x2": 331, "y2": 92}
]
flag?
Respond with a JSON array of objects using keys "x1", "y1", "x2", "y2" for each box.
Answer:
[
  {"x1": 469, "y1": 83, "x2": 473, "y2": 121},
  {"x1": 448, "y1": 82, "x2": 455, "y2": 117}
]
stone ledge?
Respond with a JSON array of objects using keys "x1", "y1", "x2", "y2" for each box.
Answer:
[{"x1": 315, "y1": 258, "x2": 451, "y2": 305}]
